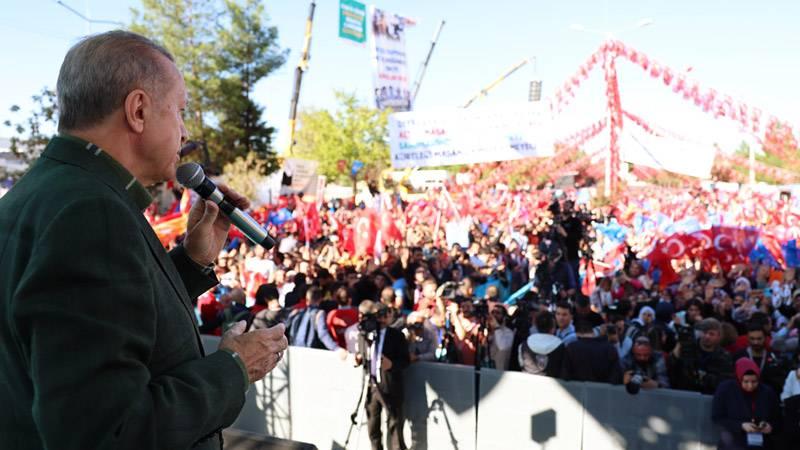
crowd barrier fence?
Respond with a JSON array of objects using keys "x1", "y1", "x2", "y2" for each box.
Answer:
[{"x1": 202, "y1": 336, "x2": 717, "y2": 450}]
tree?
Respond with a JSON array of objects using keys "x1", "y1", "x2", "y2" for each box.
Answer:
[
  {"x1": 214, "y1": 0, "x2": 287, "y2": 174},
  {"x1": 293, "y1": 92, "x2": 391, "y2": 184},
  {"x1": 130, "y1": 0, "x2": 286, "y2": 171},
  {"x1": 222, "y1": 152, "x2": 271, "y2": 201},
  {"x1": 3, "y1": 87, "x2": 58, "y2": 164}
]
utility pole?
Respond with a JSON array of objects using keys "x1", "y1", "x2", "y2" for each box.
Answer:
[
  {"x1": 411, "y1": 20, "x2": 445, "y2": 103},
  {"x1": 287, "y1": 1, "x2": 316, "y2": 155}
]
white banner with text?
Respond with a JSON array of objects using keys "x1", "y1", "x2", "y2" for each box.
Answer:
[{"x1": 388, "y1": 105, "x2": 555, "y2": 168}]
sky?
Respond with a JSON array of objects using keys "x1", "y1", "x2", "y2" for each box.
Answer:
[{"x1": 1, "y1": 0, "x2": 799, "y2": 158}]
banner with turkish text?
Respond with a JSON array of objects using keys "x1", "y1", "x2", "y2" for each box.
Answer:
[
  {"x1": 369, "y1": 6, "x2": 414, "y2": 111},
  {"x1": 388, "y1": 104, "x2": 554, "y2": 168}
]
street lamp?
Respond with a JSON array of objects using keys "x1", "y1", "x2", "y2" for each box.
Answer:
[{"x1": 528, "y1": 56, "x2": 542, "y2": 102}]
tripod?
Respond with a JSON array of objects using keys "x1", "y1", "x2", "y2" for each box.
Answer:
[
  {"x1": 344, "y1": 331, "x2": 373, "y2": 449},
  {"x1": 343, "y1": 366, "x2": 370, "y2": 449}
]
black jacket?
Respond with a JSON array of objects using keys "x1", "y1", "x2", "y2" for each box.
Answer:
[
  {"x1": 562, "y1": 336, "x2": 623, "y2": 384},
  {"x1": 712, "y1": 380, "x2": 781, "y2": 450},
  {"x1": 0, "y1": 136, "x2": 243, "y2": 450},
  {"x1": 369, "y1": 327, "x2": 410, "y2": 397}
]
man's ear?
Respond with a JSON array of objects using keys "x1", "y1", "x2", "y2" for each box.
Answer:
[{"x1": 123, "y1": 89, "x2": 149, "y2": 133}]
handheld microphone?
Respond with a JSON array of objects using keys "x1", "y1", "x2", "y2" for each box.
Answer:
[
  {"x1": 176, "y1": 162, "x2": 275, "y2": 249},
  {"x1": 179, "y1": 141, "x2": 200, "y2": 158}
]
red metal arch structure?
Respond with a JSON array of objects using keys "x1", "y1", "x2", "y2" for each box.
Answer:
[{"x1": 548, "y1": 39, "x2": 795, "y2": 196}]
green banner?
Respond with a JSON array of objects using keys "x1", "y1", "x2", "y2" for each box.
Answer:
[{"x1": 338, "y1": 0, "x2": 366, "y2": 44}]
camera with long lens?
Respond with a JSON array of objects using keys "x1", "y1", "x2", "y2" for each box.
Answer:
[
  {"x1": 626, "y1": 369, "x2": 646, "y2": 395},
  {"x1": 472, "y1": 298, "x2": 489, "y2": 320},
  {"x1": 358, "y1": 313, "x2": 379, "y2": 341}
]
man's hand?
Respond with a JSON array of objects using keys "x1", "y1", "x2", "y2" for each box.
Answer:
[
  {"x1": 184, "y1": 184, "x2": 250, "y2": 266},
  {"x1": 641, "y1": 378, "x2": 659, "y2": 389},
  {"x1": 623, "y1": 370, "x2": 633, "y2": 385},
  {"x1": 672, "y1": 342, "x2": 682, "y2": 359},
  {"x1": 742, "y1": 422, "x2": 760, "y2": 433},
  {"x1": 758, "y1": 422, "x2": 773, "y2": 434},
  {"x1": 219, "y1": 321, "x2": 287, "y2": 384},
  {"x1": 381, "y1": 355, "x2": 393, "y2": 370}
]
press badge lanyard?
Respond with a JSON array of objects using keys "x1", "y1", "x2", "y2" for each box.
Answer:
[{"x1": 748, "y1": 396, "x2": 764, "y2": 447}]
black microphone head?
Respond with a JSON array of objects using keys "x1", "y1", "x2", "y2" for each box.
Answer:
[
  {"x1": 179, "y1": 141, "x2": 200, "y2": 157},
  {"x1": 176, "y1": 162, "x2": 205, "y2": 189}
]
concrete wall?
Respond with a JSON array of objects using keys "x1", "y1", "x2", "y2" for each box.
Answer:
[
  {"x1": 202, "y1": 336, "x2": 717, "y2": 450},
  {"x1": 477, "y1": 368, "x2": 716, "y2": 450}
]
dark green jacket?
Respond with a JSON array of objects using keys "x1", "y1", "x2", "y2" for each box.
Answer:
[{"x1": 0, "y1": 136, "x2": 245, "y2": 449}]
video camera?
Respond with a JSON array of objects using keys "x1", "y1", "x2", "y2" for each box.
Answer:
[{"x1": 358, "y1": 313, "x2": 379, "y2": 341}]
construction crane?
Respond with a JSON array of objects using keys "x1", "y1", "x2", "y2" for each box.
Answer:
[
  {"x1": 287, "y1": 1, "x2": 316, "y2": 155},
  {"x1": 462, "y1": 56, "x2": 535, "y2": 108}
]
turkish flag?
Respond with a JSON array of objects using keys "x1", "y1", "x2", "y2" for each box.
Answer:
[
  {"x1": 336, "y1": 217, "x2": 355, "y2": 254},
  {"x1": 380, "y1": 209, "x2": 403, "y2": 244},
  {"x1": 655, "y1": 234, "x2": 692, "y2": 260},
  {"x1": 296, "y1": 200, "x2": 321, "y2": 243},
  {"x1": 647, "y1": 235, "x2": 691, "y2": 287},
  {"x1": 353, "y1": 210, "x2": 378, "y2": 257},
  {"x1": 708, "y1": 226, "x2": 759, "y2": 269}
]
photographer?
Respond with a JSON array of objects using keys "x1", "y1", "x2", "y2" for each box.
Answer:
[
  {"x1": 488, "y1": 305, "x2": 515, "y2": 370},
  {"x1": 559, "y1": 200, "x2": 587, "y2": 284},
  {"x1": 605, "y1": 312, "x2": 634, "y2": 359},
  {"x1": 355, "y1": 302, "x2": 410, "y2": 450},
  {"x1": 345, "y1": 300, "x2": 377, "y2": 354},
  {"x1": 669, "y1": 318, "x2": 734, "y2": 394},
  {"x1": 404, "y1": 311, "x2": 438, "y2": 363},
  {"x1": 533, "y1": 248, "x2": 577, "y2": 303},
  {"x1": 622, "y1": 337, "x2": 670, "y2": 394},
  {"x1": 446, "y1": 298, "x2": 480, "y2": 366},
  {"x1": 533, "y1": 247, "x2": 578, "y2": 302}
]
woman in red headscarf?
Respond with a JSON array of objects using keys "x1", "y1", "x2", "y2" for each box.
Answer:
[{"x1": 712, "y1": 357, "x2": 781, "y2": 449}]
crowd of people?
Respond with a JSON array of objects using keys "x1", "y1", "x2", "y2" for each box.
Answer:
[{"x1": 172, "y1": 182, "x2": 800, "y2": 450}]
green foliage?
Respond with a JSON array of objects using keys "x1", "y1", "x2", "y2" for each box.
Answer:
[
  {"x1": 3, "y1": 87, "x2": 58, "y2": 178},
  {"x1": 222, "y1": 152, "x2": 271, "y2": 201},
  {"x1": 130, "y1": 0, "x2": 286, "y2": 171},
  {"x1": 293, "y1": 92, "x2": 391, "y2": 184}
]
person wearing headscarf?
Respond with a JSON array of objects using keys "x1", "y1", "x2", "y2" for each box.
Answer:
[
  {"x1": 712, "y1": 357, "x2": 781, "y2": 450},
  {"x1": 627, "y1": 306, "x2": 655, "y2": 342}
]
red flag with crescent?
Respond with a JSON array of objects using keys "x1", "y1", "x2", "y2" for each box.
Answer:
[{"x1": 353, "y1": 210, "x2": 378, "y2": 257}]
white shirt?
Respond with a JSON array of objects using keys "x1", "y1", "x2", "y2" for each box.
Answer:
[{"x1": 370, "y1": 328, "x2": 387, "y2": 383}]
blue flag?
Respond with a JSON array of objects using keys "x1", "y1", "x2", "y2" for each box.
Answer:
[{"x1": 351, "y1": 160, "x2": 364, "y2": 177}]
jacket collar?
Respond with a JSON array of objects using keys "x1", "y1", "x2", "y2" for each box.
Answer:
[{"x1": 42, "y1": 134, "x2": 152, "y2": 211}]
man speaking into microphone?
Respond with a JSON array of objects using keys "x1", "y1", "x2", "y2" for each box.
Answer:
[{"x1": 0, "y1": 31, "x2": 286, "y2": 450}]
